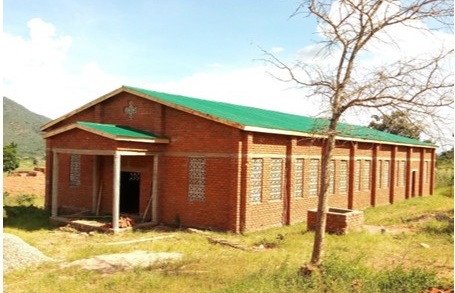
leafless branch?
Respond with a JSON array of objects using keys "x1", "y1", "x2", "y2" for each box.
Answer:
[{"x1": 265, "y1": 0, "x2": 454, "y2": 267}]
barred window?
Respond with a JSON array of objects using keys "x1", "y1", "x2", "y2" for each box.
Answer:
[
  {"x1": 363, "y1": 160, "x2": 371, "y2": 190},
  {"x1": 355, "y1": 160, "x2": 361, "y2": 191},
  {"x1": 377, "y1": 160, "x2": 382, "y2": 188},
  {"x1": 294, "y1": 159, "x2": 304, "y2": 198},
  {"x1": 270, "y1": 159, "x2": 283, "y2": 200},
  {"x1": 329, "y1": 160, "x2": 335, "y2": 194},
  {"x1": 339, "y1": 160, "x2": 348, "y2": 193},
  {"x1": 383, "y1": 161, "x2": 390, "y2": 188},
  {"x1": 309, "y1": 159, "x2": 319, "y2": 196},
  {"x1": 398, "y1": 161, "x2": 406, "y2": 187},
  {"x1": 251, "y1": 159, "x2": 263, "y2": 203},
  {"x1": 188, "y1": 158, "x2": 206, "y2": 201},
  {"x1": 424, "y1": 161, "x2": 429, "y2": 183},
  {"x1": 69, "y1": 154, "x2": 81, "y2": 186}
]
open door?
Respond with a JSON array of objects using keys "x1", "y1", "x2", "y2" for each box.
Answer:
[{"x1": 120, "y1": 171, "x2": 140, "y2": 213}]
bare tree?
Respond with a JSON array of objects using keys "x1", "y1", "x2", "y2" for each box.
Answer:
[{"x1": 264, "y1": 0, "x2": 453, "y2": 269}]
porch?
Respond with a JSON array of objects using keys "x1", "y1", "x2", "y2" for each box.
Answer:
[{"x1": 45, "y1": 122, "x2": 169, "y2": 233}]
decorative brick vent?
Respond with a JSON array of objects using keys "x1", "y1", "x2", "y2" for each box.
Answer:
[{"x1": 307, "y1": 208, "x2": 364, "y2": 234}]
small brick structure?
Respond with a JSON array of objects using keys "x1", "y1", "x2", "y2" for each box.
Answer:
[{"x1": 307, "y1": 208, "x2": 364, "y2": 234}]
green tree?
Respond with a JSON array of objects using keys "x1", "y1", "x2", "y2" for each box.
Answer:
[
  {"x1": 3, "y1": 142, "x2": 20, "y2": 172},
  {"x1": 369, "y1": 111, "x2": 422, "y2": 140}
]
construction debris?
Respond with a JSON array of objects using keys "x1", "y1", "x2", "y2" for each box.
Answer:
[
  {"x1": 102, "y1": 217, "x2": 135, "y2": 229},
  {"x1": 207, "y1": 236, "x2": 250, "y2": 251}
]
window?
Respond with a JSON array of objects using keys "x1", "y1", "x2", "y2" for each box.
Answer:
[
  {"x1": 270, "y1": 159, "x2": 283, "y2": 200},
  {"x1": 398, "y1": 161, "x2": 406, "y2": 187},
  {"x1": 309, "y1": 159, "x2": 319, "y2": 196},
  {"x1": 329, "y1": 160, "x2": 335, "y2": 194},
  {"x1": 377, "y1": 160, "x2": 382, "y2": 188},
  {"x1": 251, "y1": 159, "x2": 263, "y2": 203},
  {"x1": 355, "y1": 160, "x2": 361, "y2": 191},
  {"x1": 294, "y1": 159, "x2": 304, "y2": 198},
  {"x1": 339, "y1": 160, "x2": 348, "y2": 193},
  {"x1": 424, "y1": 161, "x2": 429, "y2": 183},
  {"x1": 188, "y1": 158, "x2": 206, "y2": 201},
  {"x1": 383, "y1": 161, "x2": 390, "y2": 188},
  {"x1": 69, "y1": 154, "x2": 81, "y2": 186},
  {"x1": 363, "y1": 160, "x2": 371, "y2": 190}
]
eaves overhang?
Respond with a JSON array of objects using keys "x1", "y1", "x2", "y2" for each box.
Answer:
[{"x1": 43, "y1": 121, "x2": 170, "y2": 144}]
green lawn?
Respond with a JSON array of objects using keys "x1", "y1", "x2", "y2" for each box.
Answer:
[{"x1": 3, "y1": 191, "x2": 453, "y2": 293}]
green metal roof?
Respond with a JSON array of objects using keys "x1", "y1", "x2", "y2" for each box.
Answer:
[
  {"x1": 77, "y1": 121, "x2": 163, "y2": 140},
  {"x1": 124, "y1": 85, "x2": 433, "y2": 147}
]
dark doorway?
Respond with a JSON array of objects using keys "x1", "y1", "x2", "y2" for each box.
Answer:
[{"x1": 120, "y1": 171, "x2": 140, "y2": 213}]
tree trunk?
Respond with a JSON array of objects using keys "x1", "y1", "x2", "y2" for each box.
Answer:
[{"x1": 309, "y1": 119, "x2": 338, "y2": 266}]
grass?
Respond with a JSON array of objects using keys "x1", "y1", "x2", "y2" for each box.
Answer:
[{"x1": 3, "y1": 189, "x2": 454, "y2": 293}]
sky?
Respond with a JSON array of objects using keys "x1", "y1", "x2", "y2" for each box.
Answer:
[
  {"x1": 4, "y1": 0, "x2": 318, "y2": 119},
  {"x1": 2, "y1": 0, "x2": 453, "y2": 144}
]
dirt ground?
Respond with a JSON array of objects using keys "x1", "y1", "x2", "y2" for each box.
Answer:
[{"x1": 3, "y1": 172, "x2": 45, "y2": 196}]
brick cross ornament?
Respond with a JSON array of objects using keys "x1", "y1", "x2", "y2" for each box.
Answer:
[{"x1": 124, "y1": 100, "x2": 137, "y2": 120}]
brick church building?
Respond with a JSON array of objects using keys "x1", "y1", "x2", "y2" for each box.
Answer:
[{"x1": 41, "y1": 86, "x2": 436, "y2": 232}]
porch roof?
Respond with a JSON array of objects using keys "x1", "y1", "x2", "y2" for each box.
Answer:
[{"x1": 43, "y1": 121, "x2": 169, "y2": 144}]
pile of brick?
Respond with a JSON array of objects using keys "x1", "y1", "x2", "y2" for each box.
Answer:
[
  {"x1": 103, "y1": 217, "x2": 135, "y2": 229},
  {"x1": 118, "y1": 217, "x2": 135, "y2": 228},
  {"x1": 9, "y1": 171, "x2": 38, "y2": 177}
]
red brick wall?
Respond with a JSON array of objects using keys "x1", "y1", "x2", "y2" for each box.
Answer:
[
  {"x1": 156, "y1": 106, "x2": 242, "y2": 231},
  {"x1": 46, "y1": 92, "x2": 165, "y2": 135},
  {"x1": 55, "y1": 153, "x2": 94, "y2": 211},
  {"x1": 239, "y1": 133, "x2": 435, "y2": 232}
]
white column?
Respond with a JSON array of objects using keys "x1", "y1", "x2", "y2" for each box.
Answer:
[
  {"x1": 151, "y1": 155, "x2": 159, "y2": 224},
  {"x1": 51, "y1": 151, "x2": 59, "y2": 217},
  {"x1": 112, "y1": 152, "x2": 121, "y2": 231}
]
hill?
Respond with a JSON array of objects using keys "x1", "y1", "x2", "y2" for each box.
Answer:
[{"x1": 3, "y1": 97, "x2": 51, "y2": 158}]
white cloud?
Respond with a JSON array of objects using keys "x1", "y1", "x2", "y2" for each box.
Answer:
[
  {"x1": 3, "y1": 18, "x2": 122, "y2": 119},
  {"x1": 142, "y1": 66, "x2": 322, "y2": 117},
  {"x1": 270, "y1": 47, "x2": 284, "y2": 53},
  {"x1": 3, "y1": 18, "x2": 320, "y2": 120}
]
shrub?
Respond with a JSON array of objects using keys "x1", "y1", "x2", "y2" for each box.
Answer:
[
  {"x1": 15, "y1": 194, "x2": 37, "y2": 206},
  {"x1": 436, "y1": 167, "x2": 454, "y2": 189},
  {"x1": 376, "y1": 267, "x2": 439, "y2": 293}
]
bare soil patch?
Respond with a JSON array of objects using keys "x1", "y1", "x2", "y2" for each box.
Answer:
[
  {"x1": 3, "y1": 172, "x2": 45, "y2": 196},
  {"x1": 61, "y1": 251, "x2": 182, "y2": 274}
]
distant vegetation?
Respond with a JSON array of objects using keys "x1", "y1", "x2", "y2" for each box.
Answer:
[
  {"x1": 3, "y1": 143, "x2": 20, "y2": 172},
  {"x1": 436, "y1": 148, "x2": 454, "y2": 197},
  {"x1": 3, "y1": 97, "x2": 51, "y2": 159}
]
